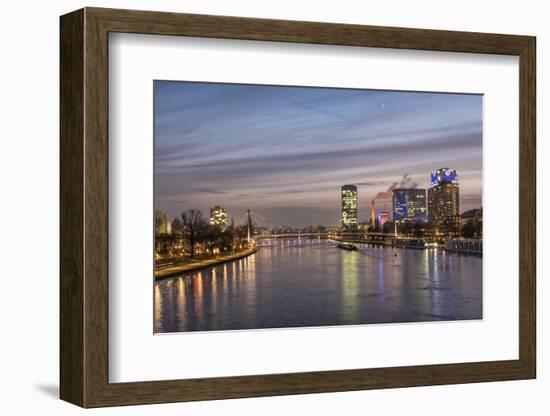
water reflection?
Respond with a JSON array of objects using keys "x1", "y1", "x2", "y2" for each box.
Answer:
[
  {"x1": 340, "y1": 250, "x2": 359, "y2": 322},
  {"x1": 154, "y1": 239, "x2": 482, "y2": 333}
]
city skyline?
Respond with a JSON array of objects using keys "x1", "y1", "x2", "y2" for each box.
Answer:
[{"x1": 155, "y1": 81, "x2": 482, "y2": 227}]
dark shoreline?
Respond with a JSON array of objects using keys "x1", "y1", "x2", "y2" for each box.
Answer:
[{"x1": 155, "y1": 246, "x2": 258, "y2": 280}]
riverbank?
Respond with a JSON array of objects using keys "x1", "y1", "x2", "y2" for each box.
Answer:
[
  {"x1": 444, "y1": 247, "x2": 482, "y2": 256},
  {"x1": 331, "y1": 236, "x2": 420, "y2": 249},
  {"x1": 331, "y1": 236, "x2": 483, "y2": 253},
  {"x1": 155, "y1": 246, "x2": 258, "y2": 280}
]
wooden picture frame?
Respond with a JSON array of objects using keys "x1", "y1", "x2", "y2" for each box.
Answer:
[{"x1": 60, "y1": 7, "x2": 536, "y2": 408}]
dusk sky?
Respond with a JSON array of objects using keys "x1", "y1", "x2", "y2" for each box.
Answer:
[{"x1": 154, "y1": 81, "x2": 482, "y2": 227}]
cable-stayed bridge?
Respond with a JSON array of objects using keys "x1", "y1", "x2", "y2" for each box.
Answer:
[{"x1": 232, "y1": 209, "x2": 402, "y2": 243}]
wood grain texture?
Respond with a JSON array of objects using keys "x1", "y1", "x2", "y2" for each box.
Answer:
[
  {"x1": 518, "y1": 38, "x2": 536, "y2": 376},
  {"x1": 59, "y1": 8, "x2": 84, "y2": 407},
  {"x1": 83, "y1": 10, "x2": 110, "y2": 406},
  {"x1": 59, "y1": 7, "x2": 537, "y2": 408}
]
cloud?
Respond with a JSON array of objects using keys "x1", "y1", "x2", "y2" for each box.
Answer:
[
  {"x1": 154, "y1": 81, "x2": 483, "y2": 224},
  {"x1": 356, "y1": 181, "x2": 386, "y2": 186},
  {"x1": 165, "y1": 199, "x2": 188, "y2": 204},
  {"x1": 193, "y1": 188, "x2": 227, "y2": 195}
]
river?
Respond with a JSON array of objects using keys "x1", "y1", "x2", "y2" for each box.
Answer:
[{"x1": 154, "y1": 238, "x2": 482, "y2": 333}]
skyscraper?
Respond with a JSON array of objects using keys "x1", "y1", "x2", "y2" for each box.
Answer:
[
  {"x1": 392, "y1": 188, "x2": 427, "y2": 220},
  {"x1": 154, "y1": 211, "x2": 172, "y2": 235},
  {"x1": 341, "y1": 185, "x2": 358, "y2": 230},
  {"x1": 428, "y1": 168, "x2": 460, "y2": 223},
  {"x1": 209, "y1": 205, "x2": 228, "y2": 228}
]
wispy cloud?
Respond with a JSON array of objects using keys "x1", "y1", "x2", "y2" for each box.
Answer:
[
  {"x1": 154, "y1": 81, "x2": 483, "y2": 224},
  {"x1": 193, "y1": 188, "x2": 227, "y2": 195}
]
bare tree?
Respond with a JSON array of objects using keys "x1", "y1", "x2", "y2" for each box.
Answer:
[{"x1": 176, "y1": 209, "x2": 207, "y2": 258}]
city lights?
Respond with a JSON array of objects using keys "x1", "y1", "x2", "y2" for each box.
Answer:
[{"x1": 152, "y1": 81, "x2": 484, "y2": 333}]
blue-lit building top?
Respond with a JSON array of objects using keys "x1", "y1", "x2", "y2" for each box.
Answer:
[
  {"x1": 431, "y1": 168, "x2": 458, "y2": 187},
  {"x1": 428, "y1": 168, "x2": 460, "y2": 222}
]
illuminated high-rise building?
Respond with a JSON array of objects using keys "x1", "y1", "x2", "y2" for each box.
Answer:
[
  {"x1": 159, "y1": 219, "x2": 172, "y2": 234},
  {"x1": 392, "y1": 188, "x2": 427, "y2": 221},
  {"x1": 209, "y1": 205, "x2": 228, "y2": 228},
  {"x1": 155, "y1": 211, "x2": 172, "y2": 235},
  {"x1": 341, "y1": 185, "x2": 358, "y2": 230},
  {"x1": 428, "y1": 168, "x2": 460, "y2": 223}
]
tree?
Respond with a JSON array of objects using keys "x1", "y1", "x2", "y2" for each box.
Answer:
[
  {"x1": 316, "y1": 224, "x2": 327, "y2": 233},
  {"x1": 400, "y1": 221, "x2": 413, "y2": 236},
  {"x1": 176, "y1": 209, "x2": 207, "y2": 258},
  {"x1": 200, "y1": 224, "x2": 221, "y2": 255},
  {"x1": 171, "y1": 217, "x2": 183, "y2": 232},
  {"x1": 155, "y1": 233, "x2": 175, "y2": 258},
  {"x1": 234, "y1": 224, "x2": 249, "y2": 249},
  {"x1": 219, "y1": 227, "x2": 234, "y2": 253},
  {"x1": 412, "y1": 222, "x2": 425, "y2": 238},
  {"x1": 461, "y1": 219, "x2": 479, "y2": 238}
]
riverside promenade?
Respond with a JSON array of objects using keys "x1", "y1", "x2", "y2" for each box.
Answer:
[{"x1": 155, "y1": 246, "x2": 258, "y2": 280}]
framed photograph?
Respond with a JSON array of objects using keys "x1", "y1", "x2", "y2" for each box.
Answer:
[{"x1": 60, "y1": 7, "x2": 536, "y2": 407}]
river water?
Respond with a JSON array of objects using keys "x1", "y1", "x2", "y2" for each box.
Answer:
[{"x1": 154, "y1": 238, "x2": 482, "y2": 333}]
